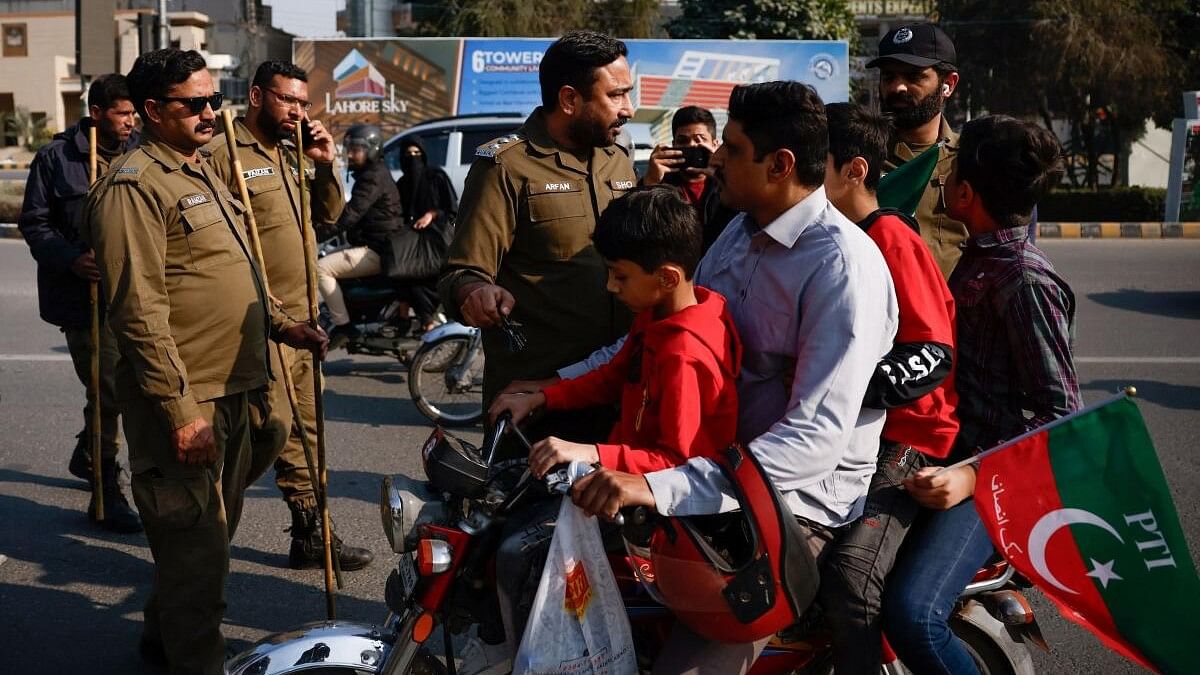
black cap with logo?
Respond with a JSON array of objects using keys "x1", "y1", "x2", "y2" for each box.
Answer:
[{"x1": 866, "y1": 23, "x2": 957, "y2": 69}]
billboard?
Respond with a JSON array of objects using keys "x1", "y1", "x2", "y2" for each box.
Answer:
[{"x1": 294, "y1": 37, "x2": 849, "y2": 142}]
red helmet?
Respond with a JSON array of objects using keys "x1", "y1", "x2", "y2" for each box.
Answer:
[{"x1": 625, "y1": 444, "x2": 819, "y2": 644}]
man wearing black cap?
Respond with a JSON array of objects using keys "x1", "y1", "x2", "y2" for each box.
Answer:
[{"x1": 868, "y1": 23, "x2": 967, "y2": 278}]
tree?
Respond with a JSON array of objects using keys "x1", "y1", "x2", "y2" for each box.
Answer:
[
  {"x1": 939, "y1": 0, "x2": 1176, "y2": 187},
  {"x1": 413, "y1": 0, "x2": 664, "y2": 38},
  {"x1": 666, "y1": 0, "x2": 857, "y2": 42}
]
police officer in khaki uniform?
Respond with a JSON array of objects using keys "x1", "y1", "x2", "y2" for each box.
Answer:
[
  {"x1": 208, "y1": 59, "x2": 373, "y2": 572},
  {"x1": 869, "y1": 23, "x2": 967, "y2": 278},
  {"x1": 439, "y1": 30, "x2": 636, "y2": 419},
  {"x1": 85, "y1": 49, "x2": 327, "y2": 675}
]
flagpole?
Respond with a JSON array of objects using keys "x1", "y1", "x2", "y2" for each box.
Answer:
[{"x1": 936, "y1": 387, "x2": 1137, "y2": 475}]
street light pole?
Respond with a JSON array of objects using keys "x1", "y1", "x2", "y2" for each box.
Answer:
[{"x1": 158, "y1": 0, "x2": 169, "y2": 50}]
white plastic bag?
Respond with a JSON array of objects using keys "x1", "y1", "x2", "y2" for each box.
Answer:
[{"x1": 513, "y1": 475, "x2": 637, "y2": 674}]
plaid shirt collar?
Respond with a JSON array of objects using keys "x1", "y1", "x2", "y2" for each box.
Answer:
[{"x1": 964, "y1": 225, "x2": 1029, "y2": 250}]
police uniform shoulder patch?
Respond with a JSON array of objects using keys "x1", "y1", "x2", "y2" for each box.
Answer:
[
  {"x1": 475, "y1": 133, "x2": 524, "y2": 161},
  {"x1": 109, "y1": 152, "x2": 149, "y2": 184}
]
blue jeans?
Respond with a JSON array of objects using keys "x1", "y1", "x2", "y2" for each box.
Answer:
[{"x1": 881, "y1": 498, "x2": 995, "y2": 675}]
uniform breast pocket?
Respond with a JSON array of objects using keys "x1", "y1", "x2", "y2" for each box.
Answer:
[
  {"x1": 525, "y1": 189, "x2": 590, "y2": 260},
  {"x1": 607, "y1": 178, "x2": 635, "y2": 202},
  {"x1": 247, "y1": 173, "x2": 283, "y2": 198},
  {"x1": 180, "y1": 202, "x2": 237, "y2": 270}
]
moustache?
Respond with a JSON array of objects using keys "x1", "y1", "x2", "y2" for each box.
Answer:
[
  {"x1": 611, "y1": 117, "x2": 629, "y2": 129},
  {"x1": 883, "y1": 94, "x2": 917, "y2": 108},
  {"x1": 195, "y1": 121, "x2": 215, "y2": 134}
]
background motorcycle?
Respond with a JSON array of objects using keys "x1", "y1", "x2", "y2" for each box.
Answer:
[
  {"x1": 225, "y1": 417, "x2": 1045, "y2": 675},
  {"x1": 319, "y1": 236, "x2": 483, "y2": 427}
]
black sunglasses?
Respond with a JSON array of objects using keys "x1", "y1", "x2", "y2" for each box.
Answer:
[{"x1": 157, "y1": 93, "x2": 224, "y2": 115}]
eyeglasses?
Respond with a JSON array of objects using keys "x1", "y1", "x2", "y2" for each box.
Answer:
[
  {"x1": 265, "y1": 88, "x2": 313, "y2": 112},
  {"x1": 157, "y1": 93, "x2": 224, "y2": 115}
]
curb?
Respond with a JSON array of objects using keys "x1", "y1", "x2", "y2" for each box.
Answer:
[
  {"x1": 5, "y1": 222, "x2": 1199, "y2": 241},
  {"x1": 1037, "y1": 222, "x2": 1200, "y2": 238}
]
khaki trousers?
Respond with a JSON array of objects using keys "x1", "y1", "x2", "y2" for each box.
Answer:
[
  {"x1": 127, "y1": 391, "x2": 253, "y2": 675},
  {"x1": 317, "y1": 245, "x2": 380, "y2": 325},
  {"x1": 248, "y1": 343, "x2": 320, "y2": 509},
  {"x1": 63, "y1": 324, "x2": 122, "y2": 459}
]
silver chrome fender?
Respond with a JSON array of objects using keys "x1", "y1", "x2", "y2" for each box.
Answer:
[
  {"x1": 224, "y1": 620, "x2": 391, "y2": 675},
  {"x1": 952, "y1": 600, "x2": 1037, "y2": 675},
  {"x1": 420, "y1": 321, "x2": 477, "y2": 344}
]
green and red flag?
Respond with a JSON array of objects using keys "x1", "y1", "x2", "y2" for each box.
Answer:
[
  {"x1": 972, "y1": 394, "x2": 1200, "y2": 674},
  {"x1": 876, "y1": 143, "x2": 941, "y2": 216}
]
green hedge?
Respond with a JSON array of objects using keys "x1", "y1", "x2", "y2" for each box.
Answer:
[{"x1": 1039, "y1": 187, "x2": 1168, "y2": 222}]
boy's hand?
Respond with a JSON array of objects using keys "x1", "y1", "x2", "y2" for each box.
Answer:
[
  {"x1": 528, "y1": 436, "x2": 599, "y2": 478},
  {"x1": 488, "y1": 390, "x2": 545, "y2": 425},
  {"x1": 903, "y1": 465, "x2": 977, "y2": 510},
  {"x1": 570, "y1": 468, "x2": 655, "y2": 520},
  {"x1": 499, "y1": 377, "x2": 560, "y2": 397}
]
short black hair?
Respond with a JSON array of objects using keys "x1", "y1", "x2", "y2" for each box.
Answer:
[
  {"x1": 672, "y1": 106, "x2": 716, "y2": 138},
  {"x1": 87, "y1": 74, "x2": 131, "y2": 111},
  {"x1": 252, "y1": 59, "x2": 308, "y2": 90},
  {"x1": 826, "y1": 102, "x2": 892, "y2": 191},
  {"x1": 593, "y1": 185, "x2": 703, "y2": 279},
  {"x1": 126, "y1": 48, "x2": 208, "y2": 118},
  {"x1": 727, "y1": 81, "x2": 827, "y2": 187},
  {"x1": 539, "y1": 30, "x2": 627, "y2": 110},
  {"x1": 956, "y1": 115, "x2": 1064, "y2": 229}
]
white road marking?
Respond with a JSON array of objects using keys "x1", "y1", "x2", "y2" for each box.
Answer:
[{"x1": 0, "y1": 354, "x2": 72, "y2": 361}]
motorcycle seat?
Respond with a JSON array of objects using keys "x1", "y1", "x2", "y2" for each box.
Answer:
[{"x1": 346, "y1": 282, "x2": 398, "y2": 302}]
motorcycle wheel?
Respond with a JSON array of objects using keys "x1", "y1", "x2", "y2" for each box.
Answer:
[{"x1": 409, "y1": 335, "x2": 484, "y2": 427}]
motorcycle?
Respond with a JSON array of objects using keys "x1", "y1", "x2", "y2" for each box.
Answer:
[
  {"x1": 407, "y1": 324, "x2": 485, "y2": 427},
  {"x1": 319, "y1": 237, "x2": 484, "y2": 427},
  {"x1": 226, "y1": 417, "x2": 1045, "y2": 675}
]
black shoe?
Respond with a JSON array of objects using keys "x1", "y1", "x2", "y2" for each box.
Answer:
[
  {"x1": 327, "y1": 323, "x2": 360, "y2": 350},
  {"x1": 287, "y1": 503, "x2": 374, "y2": 571},
  {"x1": 138, "y1": 634, "x2": 168, "y2": 668},
  {"x1": 88, "y1": 462, "x2": 144, "y2": 534},
  {"x1": 68, "y1": 432, "x2": 91, "y2": 481}
]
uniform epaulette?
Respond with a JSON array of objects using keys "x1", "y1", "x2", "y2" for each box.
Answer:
[
  {"x1": 475, "y1": 133, "x2": 524, "y2": 161},
  {"x1": 108, "y1": 151, "x2": 149, "y2": 184}
]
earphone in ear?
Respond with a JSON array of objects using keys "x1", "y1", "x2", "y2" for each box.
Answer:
[{"x1": 941, "y1": 84, "x2": 951, "y2": 96}]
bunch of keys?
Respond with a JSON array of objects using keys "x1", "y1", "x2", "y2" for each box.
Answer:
[{"x1": 500, "y1": 315, "x2": 528, "y2": 353}]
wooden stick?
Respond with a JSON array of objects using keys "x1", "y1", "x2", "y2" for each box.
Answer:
[
  {"x1": 220, "y1": 110, "x2": 335, "y2": 616},
  {"x1": 219, "y1": 111, "x2": 323, "y2": 502},
  {"x1": 295, "y1": 119, "x2": 339, "y2": 618},
  {"x1": 88, "y1": 124, "x2": 104, "y2": 521}
]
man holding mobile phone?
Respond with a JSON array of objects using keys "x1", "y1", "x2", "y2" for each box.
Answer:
[{"x1": 643, "y1": 105, "x2": 738, "y2": 250}]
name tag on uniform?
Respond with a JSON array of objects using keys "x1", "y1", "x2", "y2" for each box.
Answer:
[
  {"x1": 542, "y1": 181, "x2": 575, "y2": 192},
  {"x1": 180, "y1": 193, "x2": 211, "y2": 209},
  {"x1": 611, "y1": 180, "x2": 634, "y2": 190},
  {"x1": 242, "y1": 166, "x2": 275, "y2": 180},
  {"x1": 116, "y1": 167, "x2": 139, "y2": 175}
]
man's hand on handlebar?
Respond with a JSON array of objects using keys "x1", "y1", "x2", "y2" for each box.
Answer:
[
  {"x1": 570, "y1": 467, "x2": 656, "y2": 521},
  {"x1": 458, "y1": 282, "x2": 516, "y2": 328},
  {"x1": 528, "y1": 436, "x2": 599, "y2": 479},
  {"x1": 488, "y1": 390, "x2": 546, "y2": 426}
]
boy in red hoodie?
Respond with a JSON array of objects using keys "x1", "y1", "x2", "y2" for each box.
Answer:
[
  {"x1": 490, "y1": 183, "x2": 741, "y2": 478},
  {"x1": 476, "y1": 186, "x2": 741, "y2": 673}
]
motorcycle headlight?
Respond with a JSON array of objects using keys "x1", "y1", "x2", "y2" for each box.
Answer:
[{"x1": 380, "y1": 474, "x2": 448, "y2": 554}]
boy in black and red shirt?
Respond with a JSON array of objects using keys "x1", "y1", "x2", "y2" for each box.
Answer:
[{"x1": 818, "y1": 102, "x2": 960, "y2": 674}]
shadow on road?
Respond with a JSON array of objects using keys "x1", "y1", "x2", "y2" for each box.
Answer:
[
  {"x1": 321, "y1": 388, "x2": 433, "y2": 428},
  {"x1": 1087, "y1": 289, "x2": 1200, "y2": 321},
  {"x1": 1083, "y1": 379, "x2": 1200, "y2": 411},
  {"x1": 0, "y1": 470, "x2": 388, "y2": 673}
]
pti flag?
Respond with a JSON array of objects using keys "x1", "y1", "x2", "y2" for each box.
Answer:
[
  {"x1": 877, "y1": 143, "x2": 941, "y2": 216},
  {"x1": 974, "y1": 395, "x2": 1199, "y2": 673}
]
